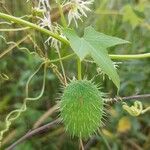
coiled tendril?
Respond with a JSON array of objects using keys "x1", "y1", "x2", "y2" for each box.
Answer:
[{"x1": 0, "y1": 60, "x2": 48, "y2": 146}]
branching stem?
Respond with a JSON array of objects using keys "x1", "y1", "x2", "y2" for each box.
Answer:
[
  {"x1": 0, "y1": 12, "x2": 69, "y2": 45},
  {"x1": 0, "y1": 12, "x2": 150, "y2": 61},
  {"x1": 49, "y1": 53, "x2": 150, "y2": 64},
  {"x1": 6, "y1": 119, "x2": 60, "y2": 150}
]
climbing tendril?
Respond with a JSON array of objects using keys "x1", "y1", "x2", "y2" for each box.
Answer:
[
  {"x1": 0, "y1": 60, "x2": 48, "y2": 146},
  {"x1": 122, "y1": 101, "x2": 150, "y2": 116}
]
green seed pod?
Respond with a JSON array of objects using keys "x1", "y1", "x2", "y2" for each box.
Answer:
[{"x1": 60, "y1": 79, "x2": 104, "y2": 139}]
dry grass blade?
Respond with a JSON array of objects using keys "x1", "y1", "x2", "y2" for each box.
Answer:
[{"x1": 33, "y1": 104, "x2": 59, "y2": 129}]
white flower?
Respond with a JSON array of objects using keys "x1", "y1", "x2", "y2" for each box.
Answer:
[
  {"x1": 38, "y1": 12, "x2": 52, "y2": 29},
  {"x1": 28, "y1": 0, "x2": 64, "y2": 50},
  {"x1": 64, "y1": 0, "x2": 94, "y2": 27},
  {"x1": 35, "y1": 0, "x2": 65, "y2": 50},
  {"x1": 45, "y1": 23, "x2": 65, "y2": 51},
  {"x1": 39, "y1": 14, "x2": 63, "y2": 50}
]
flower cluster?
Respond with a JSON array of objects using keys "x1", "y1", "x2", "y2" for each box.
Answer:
[
  {"x1": 32, "y1": 0, "x2": 61, "y2": 50},
  {"x1": 65, "y1": 0, "x2": 94, "y2": 27},
  {"x1": 45, "y1": 23, "x2": 64, "y2": 51},
  {"x1": 27, "y1": 0, "x2": 94, "y2": 49}
]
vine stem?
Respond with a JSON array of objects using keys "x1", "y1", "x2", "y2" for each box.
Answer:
[
  {"x1": 142, "y1": 106, "x2": 150, "y2": 114},
  {"x1": 0, "y1": 27, "x2": 30, "y2": 32},
  {"x1": 109, "y1": 53, "x2": 150, "y2": 60},
  {"x1": 56, "y1": 48, "x2": 67, "y2": 85},
  {"x1": 77, "y1": 58, "x2": 82, "y2": 80},
  {"x1": 55, "y1": 1, "x2": 67, "y2": 85},
  {"x1": 106, "y1": 94, "x2": 150, "y2": 104},
  {"x1": 49, "y1": 53, "x2": 150, "y2": 64},
  {"x1": 0, "y1": 12, "x2": 69, "y2": 45},
  {"x1": 0, "y1": 12, "x2": 150, "y2": 60},
  {"x1": 50, "y1": 53, "x2": 76, "y2": 63}
]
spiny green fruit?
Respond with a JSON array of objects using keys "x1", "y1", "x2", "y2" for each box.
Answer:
[{"x1": 60, "y1": 79, "x2": 104, "y2": 139}]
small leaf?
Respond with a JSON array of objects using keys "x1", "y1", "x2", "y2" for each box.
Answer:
[
  {"x1": 122, "y1": 5, "x2": 143, "y2": 28},
  {"x1": 63, "y1": 27, "x2": 129, "y2": 90}
]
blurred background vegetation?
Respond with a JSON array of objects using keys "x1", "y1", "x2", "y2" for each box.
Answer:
[{"x1": 0, "y1": 0, "x2": 150, "y2": 149}]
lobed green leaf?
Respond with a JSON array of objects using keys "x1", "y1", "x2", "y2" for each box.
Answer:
[{"x1": 63, "y1": 26, "x2": 129, "y2": 90}]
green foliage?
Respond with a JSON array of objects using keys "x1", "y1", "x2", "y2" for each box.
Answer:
[
  {"x1": 64, "y1": 26, "x2": 129, "y2": 89},
  {"x1": 122, "y1": 4, "x2": 143, "y2": 28},
  {"x1": 0, "y1": 0, "x2": 150, "y2": 149}
]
